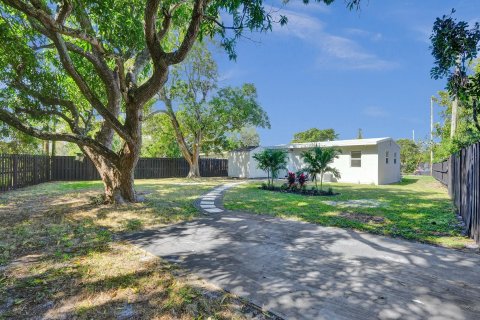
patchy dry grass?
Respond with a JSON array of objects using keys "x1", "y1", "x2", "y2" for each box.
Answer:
[
  {"x1": 0, "y1": 178, "x2": 273, "y2": 319},
  {"x1": 224, "y1": 176, "x2": 475, "y2": 249}
]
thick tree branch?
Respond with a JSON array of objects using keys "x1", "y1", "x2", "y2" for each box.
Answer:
[
  {"x1": 11, "y1": 80, "x2": 78, "y2": 117},
  {"x1": 165, "y1": 0, "x2": 207, "y2": 65},
  {"x1": 0, "y1": 108, "x2": 119, "y2": 161},
  {"x1": 50, "y1": 32, "x2": 133, "y2": 145},
  {"x1": 55, "y1": 0, "x2": 72, "y2": 25},
  {"x1": 158, "y1": 88, "x2": 193, "y2": 159},
  {"x1": 15, "y1": 106, "x2": 76, "y2": 132},
  {"x1": 133, "y1": 0, "x2": 207, "y2": 106},
  {"x1": 4, "y1": 0, "x2": 107, "y2": 54}
]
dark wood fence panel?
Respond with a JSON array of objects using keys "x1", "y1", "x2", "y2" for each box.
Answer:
[
  {"x1": 432, "y1": 142, "x2": 480, "y2": 243},
  {"x1": 0, "y1": 154, "x2": 228, "y2": 192},
  {"x1": 0, "y1": 155, "x2": 50, "y2": 192},
  {"x1": 432, "y1": 159, "x2": 449, "y2": 185},
  {"x1": 51, "y1": 156, "x2": 101, "y2": 181}
]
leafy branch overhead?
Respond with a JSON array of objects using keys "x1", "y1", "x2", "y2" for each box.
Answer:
[{"x1": 430, "y1": 9, "x2": 480, "y2": 131}]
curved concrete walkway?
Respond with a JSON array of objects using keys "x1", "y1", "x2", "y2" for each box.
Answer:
[{"x1": 127, "y1": 183, "x2": 480, "y2": 320}]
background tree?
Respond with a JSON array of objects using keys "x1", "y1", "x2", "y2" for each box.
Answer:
[
  {"x1": 301, "y1": 147, "x2": 340, "y2": 190},
  {"x1": 432, "y1": 90, "x2": 480, "y2": 161},
  {"x1": 227, "y1": 126, "x2": 261, "y2": 150},
  {"x1": 0, "y1": 125, "x2": 42, "y2": 154},
  {"x1": 292, "y1": 128, "x2": 339, "y2": 143},
  {"x1": 158, "y1": 44, "x2": 269, "y2": 178},
  {"x1": 396, "y1": 139, "x2": 424, "y2": 173},
  {"x1": 142, "y1": 113, "x2": 181, "y2": 158},
  {"x1": 430, "y1": 10, "x2": 480, "y2": 135},
  {"x1": 253, "y1": 149, "x2": 287, "y2": 187},
  {"x1": 0, "y1": 0, "x2": 358, "y2": 203},
  {"x1": 357, "y1": 128, "x2": 363, "y2": 139}
]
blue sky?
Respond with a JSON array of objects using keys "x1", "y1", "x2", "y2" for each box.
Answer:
[{"x1": 213, "y1": 0, "x2": 480, "y2": 146}]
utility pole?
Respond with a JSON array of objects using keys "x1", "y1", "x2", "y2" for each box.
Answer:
[
  {"x1": 451, "y1": 96, "x2": 458, "y2": 138},
  {"x1": 451, "y1": 60, "x2": 460, "y2": 138},
  {"x1": 412, "y1": 129, "x2": 415, "y2": 142},
  {"x1": 430, "y1": 96, "x2": 434, "y2": 176}
]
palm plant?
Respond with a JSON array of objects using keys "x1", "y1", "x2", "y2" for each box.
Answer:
[
  {"x1": 253, "y1": 149, "x2": 287, "y2": 187},
  {"x1": 301, "y1": 147, "x2": 341, "y2": 190}
]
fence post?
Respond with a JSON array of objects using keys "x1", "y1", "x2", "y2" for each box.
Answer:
[
  {"x1": 12, "y1": 155, "x2": 18, "y2": 189},
  {"x1": 33, "y1": 156, "x2": 37, "y2": 185}
]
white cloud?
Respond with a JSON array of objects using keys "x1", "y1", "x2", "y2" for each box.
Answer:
[
  {"x1": 363, "y1": 106, "x2": 389, "y2": 118},
  {"x1": 345, "y1": 28, "x2": 383, "y2": 42},
  {"x1": 270, "y1": 8, "x2": 397, "y2": 71},
  {"x1": 218, "y1": 67, "x2": 249, "y2": 81}
]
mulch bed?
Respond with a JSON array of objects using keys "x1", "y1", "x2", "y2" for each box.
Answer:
[{"x1": 259, "y1": 186, "x2": 340, "y2": 197}]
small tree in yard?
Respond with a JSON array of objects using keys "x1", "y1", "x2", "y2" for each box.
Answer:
[
  {"x1": 301, "y1": 147, "x2": 340, "y2": 190},
  {"x1": 158, "y1": 44, "x2": 269, "y2": 178},
  {"x1": 253, "y1": 149, "x2": 287, "y2": 187}
]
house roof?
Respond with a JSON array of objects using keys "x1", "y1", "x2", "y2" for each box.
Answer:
[
  {"x1": 231, "y1": 146, "x2": 260, "y2": 152},
  {"x1": 267, "y1": 137, "x2": 394, "y2": 150}
]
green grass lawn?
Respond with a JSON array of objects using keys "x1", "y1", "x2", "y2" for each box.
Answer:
[
  {"x1": 224, "y1": 175, "x2": 473, "y2": 249},
  {"x1": 0, "y1": 178, "x2": 263, "y2": 320}
]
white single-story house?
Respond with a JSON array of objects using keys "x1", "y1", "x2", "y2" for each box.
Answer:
[{"x1": 228, "y1": 137, "x2": 401, "y2": 185}]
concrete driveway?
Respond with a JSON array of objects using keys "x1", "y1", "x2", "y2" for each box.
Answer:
[{"x1": 126, "y1": 209, "x2": 480, "y2": 319}]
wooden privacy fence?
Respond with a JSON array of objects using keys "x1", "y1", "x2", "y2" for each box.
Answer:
[
  {"x1": 0, "y1": 155, "x2": 228, "y2": 192},
  {"x1": 0, "y1": 154, "x2": 51, "y2": 192},
  {"x1": 432, "y1": 142, "x2": 480, "y2": 243}
]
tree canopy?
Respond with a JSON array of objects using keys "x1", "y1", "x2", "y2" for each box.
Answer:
[
  {"x1": 396, "y1": 139, "x2": 425, "y2": 173},
  {"x1": 0, "y1": 0, "x2": 359, "y2": 202},
  {"x1": 158, "y1": 43, "x2": 269, "y2": 177},
  {"x1": 430, "y1": 10, "x2": 480, "y2": 131},
  {"x1": 292, "y1": 128, "x2": 338, "y2": 143}
]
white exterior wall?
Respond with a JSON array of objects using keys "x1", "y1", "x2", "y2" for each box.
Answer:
[
  {"x1": 333, "y1": 145, "x2": 379, "y2": 184},
  {"x1": 227, "y1": 138, "x2": 401, "y2": 184},
  {"x1": 228, "y1": 147, "x2": 269, "y2": 178},
  {"x1": 228, "y1": 150, "x2": 250, "y2": 178},
  {"x1": 377, "y1": 140, "x2": 401, "y2": 184},
  {"x1": 248, "y1": 147, "x2": 269, "y2": 178},
  {"x1": 284, "y1": 146, "x2": 379, "y2": 184}
]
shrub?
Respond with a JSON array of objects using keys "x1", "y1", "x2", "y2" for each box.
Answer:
[
  {"x1": 301, "y1": 184, "x2": 307, "y2": 193},
  {"x1": 253, "y1": 149, "x2": 288, "y2": 187},
  {"x1": 287, "y1": 171, "x2": 296, "y2": 188},
  {"x1": 301, "y1": 147, "x2": 341, "y2": 190},
  {"x1": 297, "y1": 172, "x2": 308, "y2": 187}
]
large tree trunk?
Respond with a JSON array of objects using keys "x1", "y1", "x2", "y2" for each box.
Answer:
[
  {"x1": 186, "y1": 133, "x2": 201, "y2": 178},
  {"x1": 81, "y1": 102, "x2": 142, "y2": 204},
  {"x1": 187, "y1": 155, "x2": 200, "y2": 178},
  {"x1": 83, "y1": 146, "x2": 139, "y2": 204}
]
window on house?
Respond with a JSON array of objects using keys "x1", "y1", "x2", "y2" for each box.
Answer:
[
  {"x1": 394, "y1": 152, "x2": 397, "y2": 164},
  {"x1": 386, "y1": 151, "x2": 389, "y2": 164},
  {"x1": 351, "y1": 151, "x2": 361, "y2": 167}
]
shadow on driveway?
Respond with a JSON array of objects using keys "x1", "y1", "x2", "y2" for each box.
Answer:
[{"x1": 125, "y1": 211, "x2": 480, "y2": 320}]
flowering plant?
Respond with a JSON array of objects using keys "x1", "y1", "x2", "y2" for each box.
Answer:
[
  {"x1": 287, "y1": 171, "x2": 296, "y2": 188},
  {"x1": 298, "y1": 172, "x2": 308, "y2": 187}
]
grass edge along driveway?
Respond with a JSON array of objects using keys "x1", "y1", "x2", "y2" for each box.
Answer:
[{"x1": 223, "y1": 175, "x2": 474, "y2": 249}]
